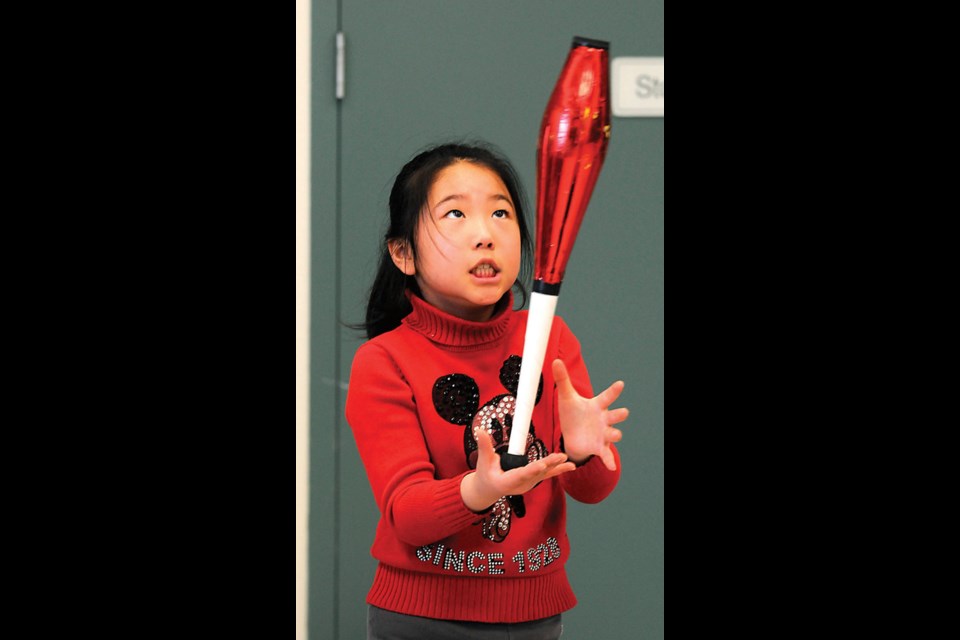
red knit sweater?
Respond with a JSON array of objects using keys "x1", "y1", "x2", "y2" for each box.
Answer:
[{"x1": 345, "y1": 291, "x2": 621, "y2": 623}]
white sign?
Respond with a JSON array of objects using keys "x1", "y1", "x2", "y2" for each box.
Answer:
[{"x1": 611, "y1": 57, "x2": 664, "y2": 117}]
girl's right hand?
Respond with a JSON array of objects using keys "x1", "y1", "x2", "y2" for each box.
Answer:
[{"x1": 460, "y1": 428, "x2": 576, "y2": 513}]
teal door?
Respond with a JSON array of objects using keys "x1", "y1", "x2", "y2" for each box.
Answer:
[{"x1": 310, "y1": 1, "x2": 663, "y2": 638}]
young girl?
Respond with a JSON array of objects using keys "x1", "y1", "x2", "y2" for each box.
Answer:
[{"x1": 346, "y1": 142, "x2": 628, "y2": 639}]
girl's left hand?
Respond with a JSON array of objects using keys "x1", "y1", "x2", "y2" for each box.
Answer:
[{"x1": 553, "y1": 359, "x2": 629, "y2": 471}]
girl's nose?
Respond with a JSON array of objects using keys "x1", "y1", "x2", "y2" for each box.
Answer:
[{"x1": 473, "y1": 219, "x2": 494, "y2": 249}]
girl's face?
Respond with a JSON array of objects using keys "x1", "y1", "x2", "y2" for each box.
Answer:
[{"x1": 391, "y1": 161, "x2": 522, "y2": 322}]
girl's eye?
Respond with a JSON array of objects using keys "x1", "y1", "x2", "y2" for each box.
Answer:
[
  {"x1": 492, "y1": 209, "x2": 510, "y2": 218},
  {"x1": 444, "y1": 209, "x2": 465, "y2": 219}
]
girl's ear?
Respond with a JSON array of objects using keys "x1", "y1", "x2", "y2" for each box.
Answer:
[{"x1": 388, "y1": 239, "x2": 416, "y2": 276}]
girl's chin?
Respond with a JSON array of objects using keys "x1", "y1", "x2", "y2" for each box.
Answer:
[{"x1": 470, "y1": 289, "x2": 509, "y2": 307}]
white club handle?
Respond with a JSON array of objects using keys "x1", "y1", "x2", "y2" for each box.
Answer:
[{"x1": 508, "y1": 291, "x2": 558, "y2": 455}]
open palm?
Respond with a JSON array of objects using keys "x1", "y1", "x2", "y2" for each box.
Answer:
[{"x1": 553, "y1": 359, "x2": 628, "y2": 471}]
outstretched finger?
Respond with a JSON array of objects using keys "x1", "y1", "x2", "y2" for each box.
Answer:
[
  {"x1": 541, "y1": 460, "x2": 577, "y2": 479},
  {"x1": 596, "y1": 380, "x2": 625, "y2": 408},
  {"x1": 519, "y1": 455, "x2": 575, "y2": 483},
  {"x1": 598, "y1": 445, "x2": 618, "y2": 472},
  {"x1": 607, "y1": 407, "x2": 630, "y2": 425}
]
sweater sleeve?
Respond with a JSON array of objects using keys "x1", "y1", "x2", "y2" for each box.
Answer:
[
  {"x1": 553, "y1": 319, "x2": 622, "y2": 504},
  {"x1": 345, "y1": 342, "x2": 480, "y2": 547}
]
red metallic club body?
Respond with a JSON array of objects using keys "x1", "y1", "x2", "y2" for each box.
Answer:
[{"x1": 534, "y1": 37, "x2": 611, "y2": 290}]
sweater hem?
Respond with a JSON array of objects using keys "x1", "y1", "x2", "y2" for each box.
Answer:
[{"x1": 366, "y1": 562, "x2": 578, "y2": 623}]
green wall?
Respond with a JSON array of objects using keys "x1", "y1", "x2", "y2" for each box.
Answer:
[{"x1": 310, "y1": 1, "x2": 663, "y2": 637}]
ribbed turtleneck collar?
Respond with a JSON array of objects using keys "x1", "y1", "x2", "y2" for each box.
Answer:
[{"x1": 402, "y1": 290, "x2": 514, "y2": 349}]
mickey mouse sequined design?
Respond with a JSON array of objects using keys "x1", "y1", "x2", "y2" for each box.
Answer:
[{"x1": 432, "y1": 355, "x2": 546, "y2": 543}]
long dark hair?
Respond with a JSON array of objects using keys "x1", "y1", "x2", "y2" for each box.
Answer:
[{"x1": 360, "y1": 142, "x2": 534, "y2": 339}]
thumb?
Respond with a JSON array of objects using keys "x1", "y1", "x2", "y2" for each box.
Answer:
[
  {"x1": 475, "y1": 427, "x2": 497, "y2": 467},
  {"x1": 552, "y1": 359, "x2": 575, "y2": 397}
]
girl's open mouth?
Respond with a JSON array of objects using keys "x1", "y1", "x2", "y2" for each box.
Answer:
[{"x1": 471, "y1": 263, "x2": 499, "y2": 278}]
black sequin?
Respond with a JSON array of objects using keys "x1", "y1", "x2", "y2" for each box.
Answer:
[{"x1": 432, "y1": 373, "x2": 480, "y2": 425}]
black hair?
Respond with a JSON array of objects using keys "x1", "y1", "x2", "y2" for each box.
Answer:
[{"x1": 359, "y1": 141, "x2": 533, "y2": 339}]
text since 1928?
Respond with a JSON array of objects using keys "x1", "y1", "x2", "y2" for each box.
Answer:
[{"x1": 415, "y1": 536, "x2": 562, "y2": 575}]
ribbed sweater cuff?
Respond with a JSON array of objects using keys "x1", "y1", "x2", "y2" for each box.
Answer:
[
  {"x1": 572, "y1": 453, "x2": 609, "y2": 480},
  {"x1": 432, "y1": 473, "x2": 480, "y2": 532},
  {"x1": 396, "y1": 473, "x2": 479, "y2": 540},
  {"x1": 561, "y1": 449, "x2": 620, "y2": 503}
]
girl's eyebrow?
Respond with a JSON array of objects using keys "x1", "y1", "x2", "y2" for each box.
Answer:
[
  {"x1": 432, "y1": 193, "x2": 514, "y2": 211},
  {"x1": 432, "y1": 194, "x2": 464, "y2": 211}
]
